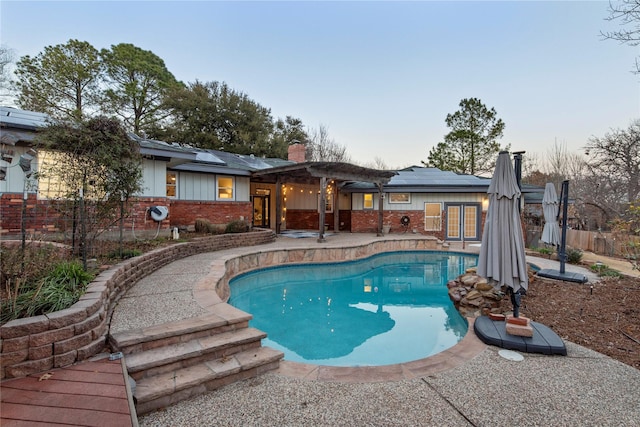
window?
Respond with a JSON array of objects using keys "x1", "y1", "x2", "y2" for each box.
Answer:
[
  {"x1": 363, "y1": 193, "x2": 374, "y2": 209},
  {"x1": 424, "y1": 203, "x2": 442, "y2": 231},
  {"x1": 166, "y1": 172, "x2": 177, "y2": 198},
  {"x1": 389, "y1": 193, "x2": 410, "y2": 203},
  {"x1": 318, "y1": 193, "x2": 333, "y2": 213},
  {"x1": 217, "y1": 176, "x2": 234, "y2": 199},
  {"x1": 325, "y1": 195, "x2": 333, "y2": 213}
]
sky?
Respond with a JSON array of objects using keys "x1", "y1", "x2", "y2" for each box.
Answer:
[{"x1": 1, "y1": 1, "x2": 639, "y2": 169}]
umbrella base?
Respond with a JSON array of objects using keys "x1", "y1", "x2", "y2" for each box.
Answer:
[
  {"x1": 537, "y1": 268, "x2": 588, "y2": 283},
  {"x1": 474, "y1": 315, "x2": 567, "y2": 356}
]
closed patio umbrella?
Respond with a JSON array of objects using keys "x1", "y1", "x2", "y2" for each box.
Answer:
[
  {"x1": 541, "y1": 182, "x2": 560, "y2": 247},
  {"x1": 477, "y1": 151, "x2": 528, "y2": 315}
]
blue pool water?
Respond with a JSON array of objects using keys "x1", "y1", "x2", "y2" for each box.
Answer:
[{"x1": 228, "y1": 251, "x2": 478, "y2": 367}]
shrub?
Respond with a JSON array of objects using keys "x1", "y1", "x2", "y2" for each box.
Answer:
[
  {"x1": 195, "y1": 218, "x2": 223, "y2": 234},
  {"x1": 1, "y1": 261, "x2": 94, "y2": 324},
  {"x1": 565, "y1": 247, "x2": 583, "y2": 264},
  {"x1": 225, "y1": 219, "x2": 249, "y2": 233}
]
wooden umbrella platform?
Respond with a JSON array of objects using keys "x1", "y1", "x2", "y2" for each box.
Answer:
[{"x1": 474, "y1": 315, "x2": 567, "y2": 356}]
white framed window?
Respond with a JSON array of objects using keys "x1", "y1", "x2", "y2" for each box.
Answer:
[
  {"x1": 389, "y1": 193, "x2": 410, "y2": 204},
  {"x1": 166, "y1": 172, "x2": 177, "y2": 198},
  {"x1": 318, "y1": 193, "x2": 333, "y2": 213},
  {"x1": 424, "y1": 202, "x2": 442, "y2": 231},
  {"x1": 217, "y1": 176, "x2": 234, "y2": 200},
  {"x1": 363, "y1": 193, "x2": 374, "y2": 209}
]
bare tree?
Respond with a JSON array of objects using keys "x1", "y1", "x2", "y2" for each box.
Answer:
[
  {"x1": 306, "y1": 124, "x2": 351, "y2": 163},
  {"x1": 601, "y1": 0, "x2": 640, "y2": 73},
  {"x1": 0, "y1": 45, "x2": 15, "y2": 104},
  {"x1": 359, "y1": 156, "x2": 390, "y2": 170},
  {"x1": 586, "y1": 120, "x2": 640, "y2": 204},
  {"x1": 566, "y1": 120, "x2": 640, "y2": 230},
  {"x1": 521, "y1": 151, "x2": 541, "y2": 183},
  {"x1": 543, "y1": 140, "x2": 587, "y2": 190}
]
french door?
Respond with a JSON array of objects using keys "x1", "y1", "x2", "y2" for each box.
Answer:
[{"x1": 446, "y1": 203, "x2": 480, "y2": 241}]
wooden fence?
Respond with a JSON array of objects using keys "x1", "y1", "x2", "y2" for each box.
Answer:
[{"x1": 527, "y1": 226, "x2": 639, "y2": 258}]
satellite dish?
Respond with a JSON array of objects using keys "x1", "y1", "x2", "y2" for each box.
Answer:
[{"x1": 149, "y1": 206, "x2": 169, "y2": 222}]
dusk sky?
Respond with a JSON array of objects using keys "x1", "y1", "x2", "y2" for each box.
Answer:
[{"x1": 1, "y1": 1, "x2": 638, "y2": 169}]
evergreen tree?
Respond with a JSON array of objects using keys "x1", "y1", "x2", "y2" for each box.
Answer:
[{"x1": 425, "y1": 98, "x2": 507, "y2": 175}]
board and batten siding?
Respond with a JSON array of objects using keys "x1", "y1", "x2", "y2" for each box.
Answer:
[
  {"x1": 140, "y1": 160, "x2": 251, "y2": 202},
  {"x1": 178, "y1": 173, "x2": 250, "y2": 202},
  {"x1": 140, "y1": 159, "x2": 166, "y2": 197},
  {"x1": 178, "y1": 172, "x2": 216, "y2": 200},
  {"x1": 1, "y1": 147, "x2": 32, "y2": 194}
]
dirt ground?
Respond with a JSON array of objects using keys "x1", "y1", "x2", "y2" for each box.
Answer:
[{"x1": 498, "y1": 274, "x2": 640, "y2": 370}]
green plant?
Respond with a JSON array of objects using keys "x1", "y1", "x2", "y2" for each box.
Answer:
[
  {"x1": 225, "y1": 219, "x2": 249, "y2": 233},
  {"x1": 1, "y1": 261, "x2": 94, "y2": 324},
  {"x1": 565, "y1": 247, "x2": 583, "y2": 264},
  {"x1": 536, "y1": 247, "x2": 554, "y2": 256},
  {"x1": 106, "y1": 248, "x2": 141, "y2": 259},
  {"x1": 590, "y1": 263, "x2": 621, "y2": 278},
  {"x1": 599, "y1": 268, "x2": 622, "y2": 278}
]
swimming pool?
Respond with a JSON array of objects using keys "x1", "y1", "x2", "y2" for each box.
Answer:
[{"x1": 228, "y1": 251, "x2": 478, "y2": 367}]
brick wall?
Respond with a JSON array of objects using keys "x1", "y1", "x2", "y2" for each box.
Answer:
[
  {"x1": 169, "y1": 200, "x2": 252, "y2": 229},
  {"x1": 0, "y1": 229, "x2": 276, "y2": 379},
  {"x1": 0, "y1": 193, "x2": 61, "y2": 235},
  {"x1": 285, "y1": 210, "x2": 335, "y2": 231},
  {"x1": 350, "y1": 209, "x2": 446, "y2": 240},
  {"x1": 0, "y1": 194, "x2": 252, "y2": 237}
]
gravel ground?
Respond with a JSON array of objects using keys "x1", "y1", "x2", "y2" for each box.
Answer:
[
  {"x1": 139, "y1": 342, "x2": 640, "y2": 427},
  {"x1": 109, "y1": 253, "x2": 215, "y2": 334}
]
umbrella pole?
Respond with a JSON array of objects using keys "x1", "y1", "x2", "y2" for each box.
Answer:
[
  {"x1": 507, "y1": 288, "x2": 521, "y2": 317},
  {"x1": 558, "y1": 180, "x2": 570, "y2": 274}
]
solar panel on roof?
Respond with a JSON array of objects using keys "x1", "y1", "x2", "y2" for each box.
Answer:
[{"x1": 195, "y1": 152, "x2": 225, "y2": 165}]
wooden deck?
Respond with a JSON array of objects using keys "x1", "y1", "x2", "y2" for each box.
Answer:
[{"x1": 1, "y1": 356, "x2": 137, "y2": 427}]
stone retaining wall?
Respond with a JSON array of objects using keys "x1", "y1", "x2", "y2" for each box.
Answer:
[{"x1": 0, "y1": 229, "x2": 276, "y2": 379}]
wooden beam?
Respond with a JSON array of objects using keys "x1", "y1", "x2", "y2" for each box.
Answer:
[
  {"x1": 318, "y1": 176, "x2": 326, "y2": 243},
  {"x1": 334, "y1": 183, "x2": 340, "y2": 234},
  {"x1": 377, "y1": 182, "x2": 384, "y2": 236},
  {"x1": 275, "y1": 176, "x2": 282, "y2": 234}
]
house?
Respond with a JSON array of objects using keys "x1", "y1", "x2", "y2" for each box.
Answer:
[
  {"x1": 1, "y1": 106, "x2": 534, "y2": 244},
  {"x1": 0, "y1": 106, "x2": 291, "y2": 238}
]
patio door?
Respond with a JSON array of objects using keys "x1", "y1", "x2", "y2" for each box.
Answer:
[
  {"x1": 446, "y1": 203, "x2": 480, "y2": 241},
  {"x1": 252, "y1": 195, "x2": 270, "y2": 228}
]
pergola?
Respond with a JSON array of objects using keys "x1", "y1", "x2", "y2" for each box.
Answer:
[{"x1": 251, "y1": 162, "x2": 396, "y2": 242}]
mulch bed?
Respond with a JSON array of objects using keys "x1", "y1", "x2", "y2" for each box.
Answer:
[{"x1": 499, "y1": 275, "x2": 640, "y2": 370}]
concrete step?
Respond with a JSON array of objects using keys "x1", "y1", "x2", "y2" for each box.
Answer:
[
  {"x1": 133, "y1": 346, "x2": 284, "y2": 415},
  {"x1": 126, "y1": 327, "x2": 267, "y2": 380},
  {"x1": 110, "y1": 306, "x2": 252, "y2": 355}
]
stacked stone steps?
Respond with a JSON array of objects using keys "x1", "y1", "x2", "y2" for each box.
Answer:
[{"x1": 109, "y1": 305, "x2": 284, "y2": 416}]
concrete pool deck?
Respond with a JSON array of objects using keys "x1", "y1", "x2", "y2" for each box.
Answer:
[{"x1": 110, "y1": 232, "x2": 640, "y2": 426}]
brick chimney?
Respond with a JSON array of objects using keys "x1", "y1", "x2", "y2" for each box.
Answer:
[{"x1": 288, "y1": 143, "x2": 306, "y2": 163}]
